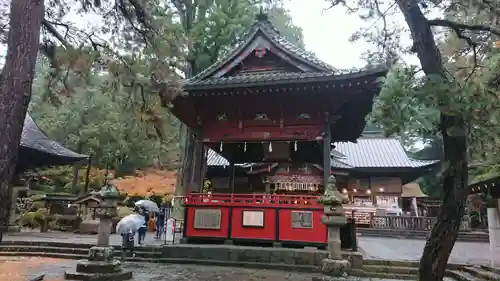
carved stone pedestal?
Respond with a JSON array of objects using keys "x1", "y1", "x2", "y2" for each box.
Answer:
[
  {"x1": 320, "y1": 258, "x2": 351, "y2": 277},
  {"x1": 65, "y1": 247, "x2": 132, "y2": 281},
  {"x1": 320, "y1": 214, "x2": 351, "y2": 277},
  {"x1": 316, "y1": 175, "x2": 351, "y2": 278}
]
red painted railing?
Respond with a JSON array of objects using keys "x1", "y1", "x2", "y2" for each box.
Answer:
[{"x1": 184, "y1": 193, "x2": 322, "y2": 209}]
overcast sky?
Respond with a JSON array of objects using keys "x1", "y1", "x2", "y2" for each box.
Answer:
[
  {"x1": 287, "y1": 0, "x2": 422, "y2": 68},
  {"x1": 287, "y1": 0, "x2": 371, "y2": 68},
  {"x1": 0, "y1": 0, "x2": 423, "y2": 69}
]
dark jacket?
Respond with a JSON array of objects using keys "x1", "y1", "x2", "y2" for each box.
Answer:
[{"x1": 140, "y1": 212, "x2": 149, "y2": 229}]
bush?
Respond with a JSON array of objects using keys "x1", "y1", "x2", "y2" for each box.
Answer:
[
  {"x1": 118, "y1": 207, "x2": 133, "y2": 218},
  {"x1": 51, "y1": 214, "x2": 82, "y2": 231},
  {"x1": 124, "y1": 195, "x2": 145, "y2": 207},
  {"x1": 18, "y1": 211, "x2": 53, "y2": 231}
]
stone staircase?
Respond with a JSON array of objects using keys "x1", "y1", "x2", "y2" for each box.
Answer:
[
  {"x1": 446, "y1": 265, "x2": 500, "y2": 281},
  {"x1": 1, "y1": 241, "x2": 498, "y2": 280},
  {"x1": 357, "y1": 228, "x2": 489, "y2": 243},
  {"x1": 359, "y1": 259, "x2": 500, "y2": 281}
]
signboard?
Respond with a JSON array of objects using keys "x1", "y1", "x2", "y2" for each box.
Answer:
[
  {"x1": 193, "y1": 209, "x2": 222, "y2": 230},
  {"x1": 165, "y1": 217, "x2": 175, "y2": 243},
  {"x1": 242, "y1": 210, "x2": 264, "y2": 227},
  {"x1": 291, "y1": 211, "x2": 313, "y2": 228}
]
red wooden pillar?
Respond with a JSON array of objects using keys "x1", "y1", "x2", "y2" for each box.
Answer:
[
  {"x1": 190, "y1": 140, "x2": 205, "y2": 192},
  {"x1": 229, "y1": 163, "x2": 235, "y2": 193},
  {"x1": 323, "y1": 113, "x2": 331, "y2": 187}
]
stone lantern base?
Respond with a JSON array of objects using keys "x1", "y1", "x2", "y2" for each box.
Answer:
[
  {"x1": 320, "y1": 258, "x2": 351, "y2": 276},
  {"x1": 64, "y1": 246, "x2": 132, "y2": 281}
]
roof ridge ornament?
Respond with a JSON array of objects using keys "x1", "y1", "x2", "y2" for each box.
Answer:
[{"x1": 255, "y1": 7, "x2": 268, "y2": 22}]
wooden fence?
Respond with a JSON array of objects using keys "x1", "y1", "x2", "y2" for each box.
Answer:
[
  {"x1": 370, "y1": 215, "x2": 437, "y2": 230},
  {"x1": 370, "y1": 215, "x2": 473, "y2": 231}
]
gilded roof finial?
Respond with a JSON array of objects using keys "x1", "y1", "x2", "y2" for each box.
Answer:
[{"x1": 256, "y1": 6, "x2": 268, "y2": 21}]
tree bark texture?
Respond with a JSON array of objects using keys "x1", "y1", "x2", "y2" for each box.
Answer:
[
  {"x1": 396, "y1": 1, "x2": 469, "y2": 280},
  {"x1": 0, "y1": 0, "x2": 45, "y2": 241}
]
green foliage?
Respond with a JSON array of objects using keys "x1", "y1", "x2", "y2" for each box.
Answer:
[
  {"x1": 410, "y1": 137, "x2": 444, "y2": 198},
  {"x1": 372, "y1": 53, "x2": 500, "y2": 158},
  {"x1": 18, "y1": 210, "x2": 53, "y2": 230},
  {"x1": 51, "y1": 214, "x2": 82, "y2": 231},
  {"x1": 29, "y1": 69, "x2": 180, "y2": 174}
]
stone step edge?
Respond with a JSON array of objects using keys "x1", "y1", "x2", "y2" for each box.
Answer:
[
  {"x1": 350, "y1": 269, "x2": 416, "y2": 280},
  {"x1": 364, "y1": 259, "x2": 465, "y2": 270},
  {"x1": 0, "y1": 251, "x2": 320, "y2": 273},
  {"x1": 446, "y1": 269, "x2": 478, "y2": 281},
  {"x1": 462, "y1": 266, "x2": 500, "y2": 280},
  {"x1": 363, "y1": 264, "x2": 418, "y2": 273},
  {"x1": 0, "y1": 245, "x2": 161, "y2": 254},
  {"x1": 480, "y1": 265, "x2": 500, "y2": 275},
  {"x1": 357, "y1": 229, "x2": 488, "y2": 235},
  {"x1": 356, "y1": 233, "x2": 488, "y2": 242}
]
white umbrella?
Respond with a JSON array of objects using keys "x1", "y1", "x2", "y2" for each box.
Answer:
[
  {"x1": 116, "y1": 214, "x2": 145, "y2": 234},
  {"x1": 134, "y1": 199, "x2": 159, "y2": 212}
]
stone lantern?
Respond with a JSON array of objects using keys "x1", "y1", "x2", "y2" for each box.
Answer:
[
  {"x1": 316, "y1": 175, "x2": 351, "y2": 277},
  {"x1": 65, "y1": 174, "x2": 133, "y2": 280}
]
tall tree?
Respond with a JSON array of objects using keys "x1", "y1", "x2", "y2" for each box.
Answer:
[
  {"x1": 0, "y1": 0, "x2": 45, "y2": 242},
  {"x1": 327, "y1": 0, "x2": 500, "y2": 280},
  {"x1": 0, "y1": 0, "x2": 183, "y2": 242}
]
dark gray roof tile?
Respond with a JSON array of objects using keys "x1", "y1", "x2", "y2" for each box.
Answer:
[
  {"x1": 21, "y1": 115, "x2": 88, "y2": 159},
  {"x1": 206, "y1": 138, "x2": 438, "y2": 169},
  {"x1": 332, "y1": 138, "x2": 438, "y2": 168},
  {"x1": 183, "y1": 68, "x2": 387, "y2": 90}
]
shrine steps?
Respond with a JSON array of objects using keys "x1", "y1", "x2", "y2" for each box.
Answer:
[
  {"x1": 447, "y1": 266, "x2": 500, "y2": 281},
  {"x1": 0, "y1": 241, "x2": 488, "y2": 280},
  {"x1": 357, "y1": 228, "x2": 489, "y2": 243}
]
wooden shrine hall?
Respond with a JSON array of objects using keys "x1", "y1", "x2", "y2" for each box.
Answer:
[
  {"x1": 171, "y1": 11, "x2": 400, "y2": 247},
  {"x1": 204, "y1": 136, "x2": 438, "y2": 224}
]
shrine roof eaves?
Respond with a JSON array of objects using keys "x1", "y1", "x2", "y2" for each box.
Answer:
[
  {"x1": 21, "y1": 115, "x2": 88, "y2": 160},
  {"x1": 206, "y1": 138, "x2": 439, "y2": 169},
  {"x1": 189, "y1": 16, "x2": 336, "y2": 83},
  {"x1": 183, "y1": 67, "x2": 388, "y2": 91}
]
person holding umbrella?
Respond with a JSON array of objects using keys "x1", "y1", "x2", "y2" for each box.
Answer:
[
  {"x1": 134, "y1": 199, "x2": 158, "y2": 245},
  {"x1": 115, "y1": 213, "x2": 145, "y2": 260},
  {"x1": 137, "y1": 206, "x2": 149, "y2": 245}
]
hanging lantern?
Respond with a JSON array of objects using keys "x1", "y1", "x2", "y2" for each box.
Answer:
[
  {"x1": 219, "y1": 141, "x2": 224, "y2": 152},
  {"x1": 244, "y1": 142, "x2": 247, "y2": 152},
  {"x1": 294, "y1": 141, "x2": 298, "y2": 151},
  {"x1": 268, "y1": 142, "x2": 273, "y2": 152}
]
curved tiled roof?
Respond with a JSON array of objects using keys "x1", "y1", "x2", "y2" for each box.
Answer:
[
  {"x1": 184, "y1": 12, "x2": 388, "y2": 90},
  {"x1": 332, "y1": 138, "x2": 438, "y2": 168},
  {"x1": 183, "y1": 68, "x2": 387, "y2": 89},
  {"x1": 21, "y1": 115, "x2": 88, "y2": 159},
  {"x1": 207, "y1": 138, "x2": 438, "y2": 169},
  {"x1": 189, "y1": 15, "x2": 335, "y2": 83}
]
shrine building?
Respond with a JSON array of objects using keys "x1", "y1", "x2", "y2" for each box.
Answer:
[{"x1": 170, "y1": 12, "x2": 436, "y2": 247}]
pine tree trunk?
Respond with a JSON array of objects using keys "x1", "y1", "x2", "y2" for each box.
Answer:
[
  {"x1": 395, "y1": 1, "x2": 469, "y2": 280},
  {"x1": 419, "y1": 115, "x2": 468, "y2": 281},
  {"x1": 0, "y1": 0, "x2": 45, "y2": 241},
  {"x1": 178, "y1": 125, "x2": 196, "y2": 192}
]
